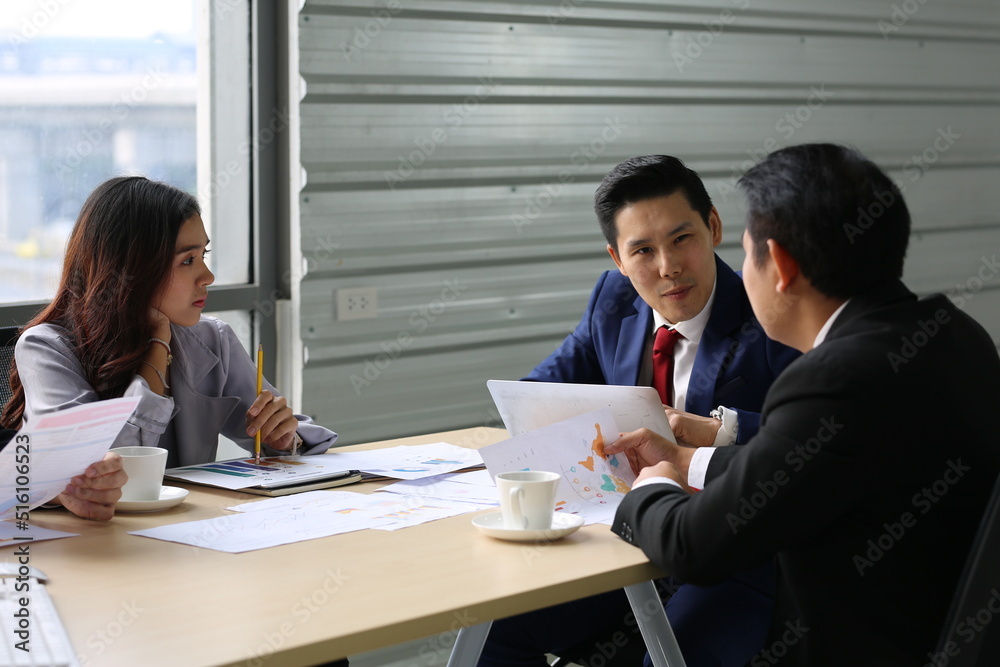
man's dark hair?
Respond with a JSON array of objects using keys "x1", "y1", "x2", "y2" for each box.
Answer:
[
  {"x1": 738, "y1": 143, "x2": 910, "y2": 299},
  {"x1": 595, "y1": 155, "x2": 713, "y2": 249}
]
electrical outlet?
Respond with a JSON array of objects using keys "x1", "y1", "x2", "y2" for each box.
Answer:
[{"x1": 336, "y1": 286, "x2": 378, "y2": 321}]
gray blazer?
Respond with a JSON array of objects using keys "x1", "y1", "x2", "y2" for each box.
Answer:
[{"x1": 16, "y1": 317, "x2": 338, "y2": 467}]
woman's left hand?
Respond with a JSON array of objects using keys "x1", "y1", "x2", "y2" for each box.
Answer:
[{"x1": 246, "y1": 390, "x2": 298, "y2": 451}]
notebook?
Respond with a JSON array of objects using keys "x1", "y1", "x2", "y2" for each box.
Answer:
[
  {"x1": 165, "y1": 456, "x2": 362, "y2": 497},
  {"x1": 486, "y1": 379, "x2": 676, "y2": 441}
]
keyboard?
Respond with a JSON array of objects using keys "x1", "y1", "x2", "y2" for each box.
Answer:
[{"x1": 0, "y1": 574, "x2": 78, "y2": 667}]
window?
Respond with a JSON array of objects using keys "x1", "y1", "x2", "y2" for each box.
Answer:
[{"x1": 0, "y1": 0, "x2": 254, "y2": 314}]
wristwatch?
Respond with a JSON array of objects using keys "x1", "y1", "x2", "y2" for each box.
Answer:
[{"x1": 710, "y1": 407, "x2": 724, "y2": 421}]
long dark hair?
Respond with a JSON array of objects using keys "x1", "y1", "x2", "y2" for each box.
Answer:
[{"x1": 1, "y1": 176, "x2": 199, "y2": 428}]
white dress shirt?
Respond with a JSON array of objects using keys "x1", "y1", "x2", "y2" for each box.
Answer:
[{"x1": 637, "y1": 300, "x2": 851, "y2": 492}]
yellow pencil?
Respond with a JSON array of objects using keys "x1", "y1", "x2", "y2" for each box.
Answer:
[{"x1": 255, "y1": 342, "x2": 263, "y2": 463}]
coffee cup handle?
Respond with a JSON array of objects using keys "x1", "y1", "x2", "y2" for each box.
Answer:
[{"x1": 509, "y1": 486, "x2": 527, "y2": 529}]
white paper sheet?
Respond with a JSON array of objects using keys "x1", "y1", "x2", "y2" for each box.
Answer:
[
  {"x1": 129, "y1": 505, "x2": 387, "y2": 553},
  {"x1": 130, "y1": 488, "x2": 491, "y2": 552},
  {"x1": 0, "y1": 397, "x2": 142, "y2": 520},
  {"x1": 0, "y1": 522, "x2": 78, "y2": 547},
  {"x1": 227, "y1": 490, "x2": 489, "y2": 531},
  {"x1": 478, "y1": 408, "x2": 634, "y2": 525},
  {"x1": 329, "y1": 443, "x2": 484, "y2": 480},
  {"x1": 374, "y1": 477, "x2": 500, "y2": 505}
]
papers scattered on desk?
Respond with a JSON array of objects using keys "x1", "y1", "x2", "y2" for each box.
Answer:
[
  {"x1": 130, "y1": 473, "x2": 497, "y2": 553},
  {"x1": 0, "y1": 522, "x2": 78, "y2": 547},
  {"x1": 165, "y1": 455, "x2": 357, "y2": 491},
  {"x1": 0, "y1": 396, "x2": 142, "y2": 520},
  {"x1": 374, "y1": 471, "x2": 499, "y2": 505},
  {"x1": 323, "y1": 442, "x2": 485, "y2": 480},
  {"x1": 479, "y1": 408, "x2": 635, "y2": 525},
  {"x1": 229, "y1": 490, "x2": 491, "y2": 532},
  {"x1": 129, "y1": 501, "x2": 387, "y2": 553}
]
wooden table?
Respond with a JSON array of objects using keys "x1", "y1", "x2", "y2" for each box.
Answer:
[{"x1": 11, "y1": 427, "x2": 668, "y2": 667}]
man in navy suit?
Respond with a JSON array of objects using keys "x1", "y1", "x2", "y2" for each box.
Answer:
[
  {"x1": 480, "y1": 156, "x2": 799, "y2": 667},
  {"x1": 607, "y1": 144, "x2": 1000, "y2": 664}
]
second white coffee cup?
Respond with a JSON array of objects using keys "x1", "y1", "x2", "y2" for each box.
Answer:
[
  {"x1": 111, "y1": 446, "x2": 168, "y2": 502},
  {"x1": 495, "y1": 470, "x2": 561, "y2": 530}
]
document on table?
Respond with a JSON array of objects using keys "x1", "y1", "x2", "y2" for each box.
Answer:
[
  {"x1": 478, "y1": 407, "x2": 634, "y2": 525},
  {"x1": 322, "y1": 442, "x2": 484, "y2": 480},
  {"x1": 0, "y1": 396, "x2": 142, "y2": 520},
  {"x1": 227, "y1": 490, "x2": 491, "y2": 531},
  {"x1": 129, "y1": 502, "x2": 389, "y2": 553},
  {"x1": 374, "y1": 471, "x2": 499, "y2": 505},
  {"x1": 130, "y1": 489, "x2": 492, "y2": 553},
  {"x1": 0, "y1": 522, "x2": 78, "y2": 547}
]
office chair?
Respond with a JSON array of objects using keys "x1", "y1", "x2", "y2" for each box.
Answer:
[
  {"x1": 933, "y1": 472, "x2": 1000, "y2": 666},
  {"x1": 0, "y1": 325, "x2": 20, "y2": 409}
]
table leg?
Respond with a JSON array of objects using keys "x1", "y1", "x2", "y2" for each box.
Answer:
[
  {"x1": 624, "y1": 581, "x2": 687, "y2": 667},
  {"x1": 446, "y1": 621, "x2": 493, "y2": 667}
]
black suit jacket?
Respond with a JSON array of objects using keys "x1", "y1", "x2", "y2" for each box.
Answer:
[{"x1": 613, "y1": 281, "x2": 1000, "y2": 665}]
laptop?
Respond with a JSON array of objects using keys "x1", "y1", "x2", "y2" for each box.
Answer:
[{"x1": 486, "y1": 379, "x2": 675, "y2": 441}]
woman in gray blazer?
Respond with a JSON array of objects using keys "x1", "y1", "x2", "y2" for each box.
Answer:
[{"x1": 1, "y1": 177, "x2": 337, "y2": 468}]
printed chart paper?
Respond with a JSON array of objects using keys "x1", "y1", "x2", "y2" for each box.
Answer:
[
  {"x1": 165, "y1": 455, "x2": 355, "y2": 490},
  {"x1": 130, "y1": 489, "x2": 492, "y2": 552},
  {"x1": 0, "y1": 396, "x2": 142, "y2": 519},
  {"x1": 478, "y1": 408, "x2": 635, "y2": 525},
  {"x1": 168, "y1": 443, "x2": 485, "y2": 490},
  {"x1": 227, "y1": 490, "x2": 491, "y2": 532}
]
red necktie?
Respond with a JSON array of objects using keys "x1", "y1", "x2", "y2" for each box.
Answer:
[{"x1": 652, "y1": 326, "x2": 683, "y2": 406}]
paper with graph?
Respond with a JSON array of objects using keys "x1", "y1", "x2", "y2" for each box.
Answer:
[
  {"x1": 478, "y1": 408, "x2": 636, "y2": 525},
  {"x1": 0, "y1": 396, "x2": 142, "y2": 520},
  {"x1": 130, "y1": 489, "x2": 493, "y2": 552}
]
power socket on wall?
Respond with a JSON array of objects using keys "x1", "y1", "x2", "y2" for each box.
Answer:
[{"x1": 336, "y1": 286, "x2": 378, "y2": 321}]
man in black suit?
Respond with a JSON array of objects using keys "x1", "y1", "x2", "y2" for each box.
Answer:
[{"x1": 608, "y1": 143, "x2": 1000, "y2": 665}]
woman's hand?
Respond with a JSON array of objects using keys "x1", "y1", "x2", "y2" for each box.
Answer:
[
  {"x1": 246, "y1": 391, "x2": 298, "y2": 451},
  {"x1": 148, "y1": 307, "x2": 171, "y2": 342},
  {"x1": 57, "y1": 452, "x2": 127, "y2": 520}
]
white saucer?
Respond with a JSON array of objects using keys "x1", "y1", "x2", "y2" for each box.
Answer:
[
  {"x1": 116, "y1": 486, "x2": 189, "y2": 513},
  {"x1": 472, "y1": 511, "x2": 585, "y2": 542}
]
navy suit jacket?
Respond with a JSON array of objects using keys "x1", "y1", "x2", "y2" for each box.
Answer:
[{"x1": 527, "y1": 255, "x2": 799, "y2": 443}]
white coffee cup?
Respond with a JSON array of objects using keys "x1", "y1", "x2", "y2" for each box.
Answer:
[
  {"x1": 111, "y1": 446, "x2": 168, "y2": 502},
  {"x1": 495, "y1": 471, "x2": 561, "y2": 530}
]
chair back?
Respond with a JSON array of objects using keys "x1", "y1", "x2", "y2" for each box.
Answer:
[
  {"x1": 0, "y1": 326, "x2": 20, "y2": 410},
  {"x1": 935, "y1": 472, "x2": 1000, "y2": 666}
]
